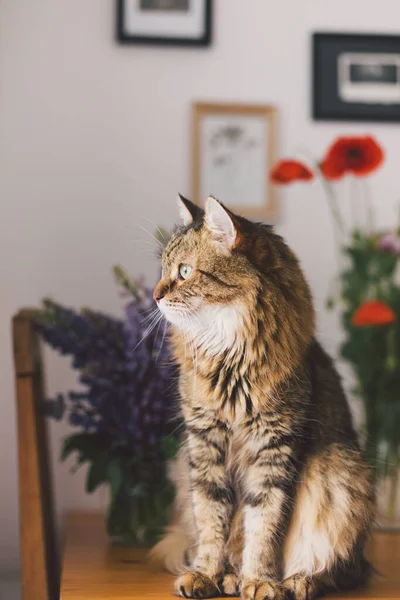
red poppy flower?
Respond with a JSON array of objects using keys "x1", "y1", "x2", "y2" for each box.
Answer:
[
  {"x1": 352, "y1": 300, "x2": 396, "y2": 327},
  {"x1": 270, "y1": 160, "x2": 314, "y2": 185},
  {"x1": 320, "y1": 136, "x2": 384, "y2": 180}
]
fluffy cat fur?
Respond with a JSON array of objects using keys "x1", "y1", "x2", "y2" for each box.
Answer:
[{"x1": 150, "y1": 195, "x2": 374, "y2": 600}]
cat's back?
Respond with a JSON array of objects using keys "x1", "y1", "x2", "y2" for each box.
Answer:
[{"x1": 307, "y1": 338, "x2": 358, "y2": 446}]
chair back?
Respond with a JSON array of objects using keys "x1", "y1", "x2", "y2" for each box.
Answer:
[{"x1": 12, "y1": 309, "x2": 59, "y2": 600}]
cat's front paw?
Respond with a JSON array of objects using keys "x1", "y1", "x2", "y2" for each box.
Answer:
[
  {"x1": 241, "y1": 578, "x2": 284, "y2": 600},
  {"x1": 220, "y1": 572, "x2": 240, "y2": 596},
  {"x1": 282, "y1": 575, "x2": 318, "y2": 600},
  {"x1": 175, "y1": 571, "x2": 220, "y2": 598}
]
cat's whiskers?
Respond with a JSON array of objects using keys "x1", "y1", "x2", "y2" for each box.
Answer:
[
  {"x1": 183, "y1": 314, "x2": 195, "y2": 370},
  {"x1": 184, "y1": 305, "x2": 203, "y2": 330},
  {"x1": 153, "y1": 317, "x2": 163, "y2": 356},
  {"x1": 180, "y1": 315, "x2": 189, "y2": 366},
  {"x1": 140, "y1": 216, "x2": 169, "y2": 245},
  {"x1": 128, "y1": 310, "x2": 163, "y2": 356},
  {"x1": 141, "y1": 304, "x2": 159, "y2": 315},
  {"x1": 142, "y1": 307, "x2": 161, "y2": 325},
  {"x1": 137, "y1": 224, "x2": 164, "y2": 249},
  {"x1": 183, "y1": 313, "x2": 198, "y2": 401},
  {"x1": 155, "y1": 319, "x2": 169, "y2": 364},
  {"x1": 142, "y1": 311, "x2": 163, "y2": 338},
  {"x1": 177, "y1": 311, "x2": 195, "y2": 395},
  {"x1": 181, "y1": 305, "x2": 221, "y2": 358}
]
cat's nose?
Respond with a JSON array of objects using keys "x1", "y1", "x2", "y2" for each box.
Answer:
[
  {"x1": 153, "y1": 290, "x2": 164, "y2": 302},
  {"x1": 153, "y1": 282, "x2": 166, "y2": 302}
]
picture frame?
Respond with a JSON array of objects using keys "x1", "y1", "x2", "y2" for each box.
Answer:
[
  {"x1": 192, "y1": 103, "x2": 278, "y2": 220},
  {"x1": 117, "y1": 0, "x2": 212, "y2": 47},
  {"x1": 313, "y1": 32, "x2": 400, "y2": 122}
]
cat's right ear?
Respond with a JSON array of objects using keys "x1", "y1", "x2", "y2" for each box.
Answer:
[{"x1": 177, "y1": 194, "x2": 203, "y2": 226}]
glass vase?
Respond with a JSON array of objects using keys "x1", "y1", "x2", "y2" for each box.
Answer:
[
  {"x1": 375, "y1": 469, "x2": 400, "y2": 531},
  {"x1": 104, "y1": 469, "x2": 175, "y2": 547}
]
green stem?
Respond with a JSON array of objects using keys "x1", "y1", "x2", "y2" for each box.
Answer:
[
  {"x1": 295, "y1": 148, "x2": 345, "y2": 235},
  {"x1": 363, "y1": 389, "x2": 379, "y2": 478},
  {"x1": 362, "y1": 179, "x2": 374, "y2": 235},
  {"x1": 349, "y1": 175, "x2": 358, "y2": 230},
  {"x1": 318, "y1": 175, "x2": 345, "y2": 267},
  {"x1": 388, "y1": 452, "x2": 399, "y2": 520},
  {"x1": 365, "y1": 430, "x2": 378, "y2": 479},
  {"x1": 317, "y1": 168, "x2": 346, "y2": 235}
]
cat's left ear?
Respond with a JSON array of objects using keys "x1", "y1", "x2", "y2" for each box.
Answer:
[
  {"x1": 177, "y1": 194, "x2": 203, "y2": 226},
  {"x1": 204, "y1": 196, "x2": 237, "y2": 253}
]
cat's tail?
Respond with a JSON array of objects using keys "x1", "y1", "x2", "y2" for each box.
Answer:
[
  {"x1": 335, "y1": 554, "x2": 374, "y2": 590},
  {"x1": 148, "y1": 525, "x2": 193, "y2": 574},
  {"x1": 148, "y1": 446, "x2": 196, "y2": 574},
  {"x1": 325, "y1": 551, "x2": 374, "y2": 594}
]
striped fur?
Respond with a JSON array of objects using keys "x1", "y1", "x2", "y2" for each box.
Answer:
[{"x1": 151, "y1": 196, "x2": 374, "y2": 600}]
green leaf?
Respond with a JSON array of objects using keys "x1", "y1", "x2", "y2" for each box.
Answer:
[
  {"x1": 112, "y1": 265, "x2": 139, "y2": 298},
  {"x1": 106, "y1": 487, "x2": 133, "y2": 539},
  {"x1": 162, "y1": 435, "x2": 180, "y2": 460},
  {"x1": 107, "y1": 458, "x2": 123, "y2": 498},
  {"x1": 326, "y1": 297, "x2": 335, "y2": 310},
  {"x1": 69, "y1": 451, "x2": 90, "y2": 474},
  {"x1": 86, "y1": 453, "x2": 109, "y2": 494},
  {"x1": 61, "y1": 433, "x2": 98, "y2": 462}
]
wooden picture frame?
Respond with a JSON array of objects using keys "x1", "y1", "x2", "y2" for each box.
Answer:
[
  {"x1": 117, "y1": 0, "x2": 212, "y2": 47},
  {"x1": 192, "y1": 103, "x2": 278, "y2": 220}
]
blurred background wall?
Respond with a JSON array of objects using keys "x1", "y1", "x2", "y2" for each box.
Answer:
[{"x1": 1, "y1": 0, "x2": 400, "y2": 577}]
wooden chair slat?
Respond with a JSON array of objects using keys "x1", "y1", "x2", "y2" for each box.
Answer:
[{"x1": 13, "y1": 309, "x2": 59, "y2": 600}]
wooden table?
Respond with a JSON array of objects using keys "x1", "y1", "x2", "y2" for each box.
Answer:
[{"x1": 61, "y1": 512, "x2": 400, "y2": 599}]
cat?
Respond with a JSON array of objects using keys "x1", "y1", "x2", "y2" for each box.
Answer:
[{"x1": 151, "y1": 195, "x2": 374, "y2": 600}]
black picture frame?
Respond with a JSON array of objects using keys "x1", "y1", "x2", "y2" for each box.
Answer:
[
  {"x1": 117, "y1": 0, "x2": 212, "y2": 47},
  {"x1": 313, "y1": 32, "x2": 400, "y2": 122}
]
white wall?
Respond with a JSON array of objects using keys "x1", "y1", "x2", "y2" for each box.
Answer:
[{"x1": 1, "y1": 0, "x2": 400, "y2": 574}]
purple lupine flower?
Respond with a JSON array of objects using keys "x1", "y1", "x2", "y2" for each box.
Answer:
[
  {"x1": 36, "y1": 271, "x2": 178, "y2": 460},
  {"x1": 378, "y1": 232, "x2": 400, "y2": 255}
]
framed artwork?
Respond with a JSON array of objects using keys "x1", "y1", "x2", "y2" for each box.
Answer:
[
  {"x1": 117, "y1": 0, "x2": 212, "y2": 47},
  {"x1": 313, "y1": 33, "x2": 400, "y2": 122},
  {"x1": 192, "y1": 103, "x2": 278, "y2": 219}
]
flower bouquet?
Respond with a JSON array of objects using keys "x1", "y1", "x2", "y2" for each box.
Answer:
[
  {"x1": 271, "y1": 136, "x2": 400, "y2": 527},
  {"x1": 36, "y1": 266, "x2": 179, "y2": 545}
]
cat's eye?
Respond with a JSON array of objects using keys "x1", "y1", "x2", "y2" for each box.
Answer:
[{"x1": 179, "y1": 264, "x2": 193, "y2": 280}]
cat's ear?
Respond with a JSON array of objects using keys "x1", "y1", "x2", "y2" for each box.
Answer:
[
  {"x1": 177, "y1": 194, "x2": 203, "y2": 226},
  {"x1": 204, "y1": 196, "x2": 237, "y2": 253}
]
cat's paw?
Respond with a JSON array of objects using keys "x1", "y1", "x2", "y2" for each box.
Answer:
[
  {"x1": 175, "y1": 571, "x2": 220, "y2": 598},
  {"x1": 282, "y1": 575, "x2": 318, "y2": 600},
  {"x1": 241, "y1": 578, "x2": 284, "y2": 600},
  {"x1": 220, "y1": 572, "x2": 240, "y2": 596}
]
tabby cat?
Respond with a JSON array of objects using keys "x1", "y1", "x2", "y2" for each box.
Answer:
[{"x1": 151, "y1": 195, "x2": 374, "y2": 600}]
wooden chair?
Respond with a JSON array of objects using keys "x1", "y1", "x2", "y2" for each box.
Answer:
[{"x1": 12, "y1": 309, "x2": 59, "y2": 600}]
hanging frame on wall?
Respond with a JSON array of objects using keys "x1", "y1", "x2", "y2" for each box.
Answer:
[
  {"x1": 117, "y1": 0, "x2": 212, "y2": 47},
  {"x1": 313, "y1": 32, "x2": 400, "y2": 122},
  {"x1": 192, "y1": 102, "x2": 278, "y2": 220}
]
